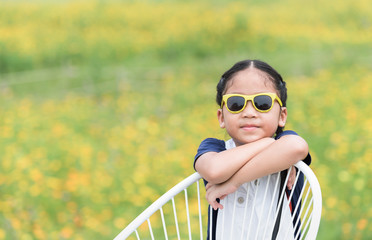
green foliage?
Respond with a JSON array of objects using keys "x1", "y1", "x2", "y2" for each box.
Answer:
[{"x1": 0, "y1": 0, "x2": 371, "y2": 239}]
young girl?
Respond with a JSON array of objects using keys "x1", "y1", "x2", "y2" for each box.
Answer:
[{"x1": 194, "y1": 59, "x2": 311, "y2": 239}]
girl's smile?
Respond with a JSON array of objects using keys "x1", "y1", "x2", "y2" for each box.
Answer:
[{"x1": 240, "y1": 123, "x2": 259, "y2": 131}]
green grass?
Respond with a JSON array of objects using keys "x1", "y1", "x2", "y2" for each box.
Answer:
[{"x1": 0, "y1": 0, "x2": 371, "y2": 239}]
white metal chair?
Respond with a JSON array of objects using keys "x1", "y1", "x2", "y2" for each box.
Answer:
[{"x1": 114, "y1": 161, "x2": 322, "y2": 240}]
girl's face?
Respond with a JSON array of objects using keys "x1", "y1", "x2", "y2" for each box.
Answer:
[{"x1": 217, "y1": 68, "x2": 287, "y2": 146}]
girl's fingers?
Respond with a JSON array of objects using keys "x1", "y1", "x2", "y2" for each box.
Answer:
[
  {"x1": 211, "y1": 200, "x2": 223, "y2": 210},
  {"x1": 206, "y1": 189, "x2": 224, "y2": 210},
  {"x1": 287, "y1": 166, "x2": 296, "y2": 190}
]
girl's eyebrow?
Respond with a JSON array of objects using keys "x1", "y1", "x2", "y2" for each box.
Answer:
[{"x1": 226, "y1": 91, "x2": 275, "y2": 95}]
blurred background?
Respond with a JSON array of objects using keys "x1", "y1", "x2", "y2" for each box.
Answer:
[{"x1": 0, "y1": 0, "x2": 371, "y2": 239}]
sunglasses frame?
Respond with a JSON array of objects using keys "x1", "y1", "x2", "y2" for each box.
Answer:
[{"x1": 221, "y1": 92, "x2": 283, "y2": 113}]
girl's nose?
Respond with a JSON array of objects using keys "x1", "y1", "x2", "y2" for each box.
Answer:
[{"x1": 241, "y1": 100, "x2": 258, "y2": 118}]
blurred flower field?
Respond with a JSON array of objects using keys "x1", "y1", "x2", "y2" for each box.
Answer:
[{"x1": 0, "y1": 0, "x2": 371, "y2": 239}]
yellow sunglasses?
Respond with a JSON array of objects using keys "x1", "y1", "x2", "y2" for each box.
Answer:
[{"x1": 221, "y1": 93, "x2": 283, "y2": 113}]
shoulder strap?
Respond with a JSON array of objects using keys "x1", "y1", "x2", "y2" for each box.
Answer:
[{"x1": 271, "y1": 170, "x2": 287, "y2": 240}]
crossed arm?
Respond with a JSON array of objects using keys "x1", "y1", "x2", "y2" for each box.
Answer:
[{"x1": 195, "y1": 135, "x2": 309, "y2": 210}]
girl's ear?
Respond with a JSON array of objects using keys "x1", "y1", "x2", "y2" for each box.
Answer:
[
  {"x1": 217, "y1": 109, "x2": 225, "y2": 128},
  {"x1": 278, "y1": 107, "x2": 288, "y2": 127}
]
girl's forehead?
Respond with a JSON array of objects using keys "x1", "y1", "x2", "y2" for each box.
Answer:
[{"x1": 225, "y1": 68, "x2": 276, "y2": 93}]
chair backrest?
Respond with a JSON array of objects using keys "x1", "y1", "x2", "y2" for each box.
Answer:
[{"x1": 114, "y1": 161, "x2": 322, "y2": 240}]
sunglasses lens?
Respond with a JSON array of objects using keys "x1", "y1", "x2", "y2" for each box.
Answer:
[
  {"x1": 227, "y1": 96, "x2": 245, "y2": 112},
  {"x1": 254, "y1": 95, "x2": 272, "y2": 111}
]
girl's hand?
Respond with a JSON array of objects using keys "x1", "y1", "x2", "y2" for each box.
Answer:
[
  {"x1": 205, "y1": 182, "x2": 238, "y2": 210},
  {"x1": 286, "y1": 166, "x2": 296, "y2": 190}
]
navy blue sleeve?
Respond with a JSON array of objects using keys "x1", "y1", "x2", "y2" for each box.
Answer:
[
  {"x1": 275, "y1": 130, "x2": 311, "y2": 165},
  {"x1": 194, "y1": 138, "x2": 226, "y2": 171}
]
